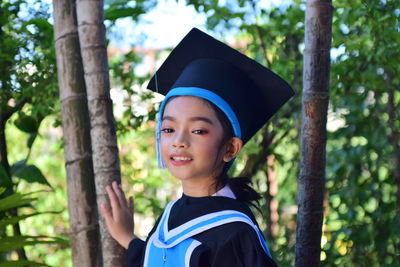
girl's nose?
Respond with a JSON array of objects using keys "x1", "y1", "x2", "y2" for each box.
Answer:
[{"x1": 172, "y1": 132, "x2": 189, "y2": 148}]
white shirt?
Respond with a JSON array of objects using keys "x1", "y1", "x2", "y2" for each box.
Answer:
[{"x1": 212, "y1": 185, "x2": 236, "y2": 199}]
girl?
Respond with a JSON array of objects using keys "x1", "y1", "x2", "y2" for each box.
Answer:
[{"x1": 100, "y1": 28, "x2": 294, "y2": 267}]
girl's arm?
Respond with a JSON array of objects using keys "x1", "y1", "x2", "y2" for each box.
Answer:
[{"x1": 100, "y1": 181, "x2": 136, "y2": 249}]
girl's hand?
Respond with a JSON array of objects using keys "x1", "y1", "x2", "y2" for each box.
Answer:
[{"x1": 100, "y1": 181, "x2": 135, "y2": 249}]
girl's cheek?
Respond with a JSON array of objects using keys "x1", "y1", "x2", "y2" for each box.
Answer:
[
  {"x1": 159, "y1": 136, "x2": 167, "y2": 147},
  {"x1": 160, "y1": 136, "x2": 168, "y2": 143}
]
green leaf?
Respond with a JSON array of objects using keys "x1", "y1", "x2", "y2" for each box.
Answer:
[
  {"x1": 0, "y1": 211, "x2": 60, "y2": 228},
  {"x1": 16, "y1": 165, "x2": 50, "y2": 187},
  {"x1": 11, "y1": 162, "x2": 51, "y2": 187},
  {"x1": 0, "y1": 235, "x2": 69, "y2": 252},
  {"x1": 14, "y1": 114, "x2": 38, "y2": 133},
  {"x1": 105, "y1": 7, "x2": 144, "y2": 21},
  {"x1": 0, "y1": 260, "x2": 50, "y2": 267},
  {"x1": 10, "y1": 160, "x2": 26, "y2": 177},
  {"x1": 0, "y1": 192, "x2": 37, "y2": 211}
]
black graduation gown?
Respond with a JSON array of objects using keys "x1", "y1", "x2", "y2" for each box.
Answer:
[{"x1": 127, "y1": 194, "x2": 278, "y2": 267}]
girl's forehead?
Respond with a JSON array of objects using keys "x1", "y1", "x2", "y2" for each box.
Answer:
[
  {"x1": 164, "y1": 95, "x2": 214, "y2": 113},
  {"x1": 162, "y1": 96, "x2": 222, "y2": 125}
]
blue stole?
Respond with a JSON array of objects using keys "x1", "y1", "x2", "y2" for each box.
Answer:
[{"x1": 143, "y1": 199, "x2": 272, "y2": 267}]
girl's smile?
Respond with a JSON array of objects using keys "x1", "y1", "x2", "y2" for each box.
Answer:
[
  {"x1": 170, "y1": 153, "x2": 193, "y2": 165},
  {"x1": 160, "y1": 96, "x2": 227, "y2": 196}
]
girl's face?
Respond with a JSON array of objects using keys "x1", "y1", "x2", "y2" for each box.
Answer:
[{"x1": 160, "y1": 96, "x2": 227, "y2": 183}]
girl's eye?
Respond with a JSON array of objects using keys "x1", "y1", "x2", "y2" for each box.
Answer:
[
  {"x1": 192, "y1": 129, "x2": 208, "y2": 135},
  {"x1": 161, "y1": 128, "x2": 174, "y2": 133}
]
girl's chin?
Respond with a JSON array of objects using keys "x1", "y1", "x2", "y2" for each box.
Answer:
[
  {"x1": 170, "y1": 174, "x2": 194, "y2": 181},
  {"x1": 166, "y1": 170, "x2": 204, "y2": 181}
]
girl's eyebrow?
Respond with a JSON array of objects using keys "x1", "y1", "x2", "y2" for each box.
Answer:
[{"x1": 162, "y1": 115, "x2": 214, "y2": 125}]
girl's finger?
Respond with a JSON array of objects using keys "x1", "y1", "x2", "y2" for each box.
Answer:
[
  {"x1": 112, "y1": 181, "x2": 127, "y2": 207},
  {"x1": 106, "y1": 185, "x2": 120, "y2": 216},
  {"x1": 128, "y1": 196, "x2": 134, "y2": 212}
]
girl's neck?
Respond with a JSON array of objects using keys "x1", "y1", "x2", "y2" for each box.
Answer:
[{"x1": 181, "y1": 178, "x2": 221, "y2": 197}]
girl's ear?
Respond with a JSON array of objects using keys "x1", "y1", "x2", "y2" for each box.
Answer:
[{"x1": 223, "y1": 137, "x2": 243, "y2": 162}]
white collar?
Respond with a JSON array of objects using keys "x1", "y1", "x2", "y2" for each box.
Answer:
[{"x1": 212, "y1": 185, "x2": 236, "y2": 199}]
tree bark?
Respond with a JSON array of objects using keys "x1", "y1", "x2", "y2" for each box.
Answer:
[
  {"x1": 75, "y1": 0, "x2": 126, "y2": 265},
  {"x1": 295, "y1": 1, "x2": 333, "y2": 267},
  {"x1": 53, "y1": 1, "x2": 102, "y2": 266},
  {"x1": 0, "y1": 120, "x2": 10, "y2": 175},
  {"x1": 267, "y1": 155, "x2": 279, "y2": 239}
]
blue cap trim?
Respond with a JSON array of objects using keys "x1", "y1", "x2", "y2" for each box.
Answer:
[{"x1": 156, "y1": 87, "x2": 242, "y2": 168}]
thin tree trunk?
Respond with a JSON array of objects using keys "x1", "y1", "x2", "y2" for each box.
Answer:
[
  {"x1": 267, "y1": 155, "x2": 279, "y2": 239},
  {"x1": 53, "y1": 1, "x2": 102, "y2": 266},
  {"x1": 75, "y1": 0, "x2": 126, "y2": 265},
  {"x1": 295, "y1": 1, "x2": 333, "y2": 266},
  {"x1": 0, "y1": 121, "x2": 10, "y2": 174}
]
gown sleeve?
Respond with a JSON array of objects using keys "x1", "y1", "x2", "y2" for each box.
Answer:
[
  {"x1": 203, "y1": 223, "x2": 278, "y2": 267},
  {"x1": 126, "y1": 215, "x2": 162, "y2": 267},
  {"x1": 127, "y1": 238, "x2": 146, "y2": 267}
]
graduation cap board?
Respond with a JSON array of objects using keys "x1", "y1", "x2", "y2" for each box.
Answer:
[{"x1": 147, "y1": 28, "x2": 295, "y2": 168}]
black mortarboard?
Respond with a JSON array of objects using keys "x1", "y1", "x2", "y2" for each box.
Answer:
[{"x1": 147, "y1": 28, "x2": 295, "y2": 168}]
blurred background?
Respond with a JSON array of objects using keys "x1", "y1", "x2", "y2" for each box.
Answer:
[{"x1": 0, "y1": 0, "x2": 399, "y2": 266}]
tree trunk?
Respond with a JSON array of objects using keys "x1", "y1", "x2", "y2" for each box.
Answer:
[
  {"x1": 0, "y1": 120, "x2": 10, "y2": 174},
  {"x1": 53, "y1": 1, "x2": 102, "y2": 266},
  {"x1": 267, "y1": 155, "x2": 279, "y2": 239},
  {"x1": 75, "y1": 0, "x2": 126, "y2": 265},
  {"x1": 295, "y1": 1, "x2": 333, "y2": 267}
]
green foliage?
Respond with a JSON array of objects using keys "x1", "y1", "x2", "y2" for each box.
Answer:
[
  {"x1": 0, "y1": 0, "x2": 58, "y2": 119},
  {"x1": 0, "y1": 260, "x2": 49, "y2": 267},
  {"x1": 104, "y1": 0, "x2": 156, "y2": 22},
  {"x1": 0, "y1": 0, "x2": 65, "y2": 264},
  {"x1": 0, "y1": 0, "x2": 57, "y2": 182},
  {"x1": 10, "y1": 161, "x2": 50, "y2": 188},
  {"x1": 321, "y1": 0, "x2": 400, "y2": 265},
  {"x1": 0, "y1": 235, "x2": 67, "y2": 252},
  {"x1": 0, "y1": 190, "x2": 67, "y2": 265},
  {"x1": 11, "y1": 118, "x2": 72, "y2": 266},
  {"x1": 0, "y1": 211, "x2": 57, "y2": 229},
  {"x1": 109, "y1": 50, "x2": 156, "y2": 135},
  {"x1": 0, "y1": 191, "x2": 36, "y2": 212}
]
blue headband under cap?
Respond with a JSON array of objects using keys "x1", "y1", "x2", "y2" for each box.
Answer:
[{"x1": 156, "y1": 87, "x2": 242, "y2": 168}]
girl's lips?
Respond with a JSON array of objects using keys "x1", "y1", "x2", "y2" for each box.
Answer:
[{"x1": 169, "y1": 154, "x2": 193, "y2": 166}]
